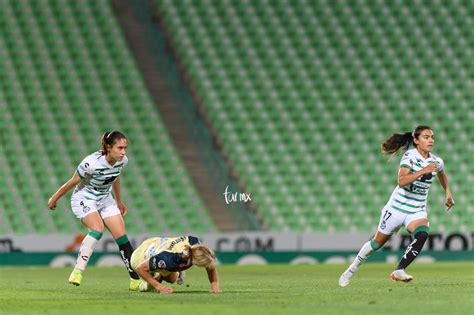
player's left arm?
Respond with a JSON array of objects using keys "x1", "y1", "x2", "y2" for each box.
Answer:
[
  {"x1": 437, "y1": 171, "x2": 454, "y2": 209},
  {"x1": 112, "y1": 177, "x2": 127, "y2": 216},
  {"x1": 135, "y1": 260, "x2": 173, "y2": 294},
  {"x1": 206, "y1": 265, "x2": 221, "y2": 293}
]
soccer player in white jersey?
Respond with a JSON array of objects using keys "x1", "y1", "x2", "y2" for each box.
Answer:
[
  {"x1": 48, "y1": 131, "x2": 143, "y2": 290},
  {"x1": 339, "y1": 125, "x2": 454, "y2": 287},
  {"x1": 130, "y1": 235, "x2": 221, "y2": 294}
]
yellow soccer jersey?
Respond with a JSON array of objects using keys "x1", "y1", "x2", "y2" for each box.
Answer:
[{"x1": 133, "y1": 236, "x2": 200, "y2": 272}]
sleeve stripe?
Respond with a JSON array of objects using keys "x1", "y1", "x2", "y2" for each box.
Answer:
[
  {"x1": 400, "y1": 164, "x2": 413, "y2": 170},
  {"x1": 76, "y1": 168, "x2": 84, "y2": 179}
]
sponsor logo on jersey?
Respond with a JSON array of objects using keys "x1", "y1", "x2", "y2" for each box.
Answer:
[
  {"x1": 167, "y1": 237, "x2": 186, "y2": 251},
  {"x1": 158, "y1": 260, "x2": 166, "y2": 269},
  {"x1": 420, "y1": 173, "x2": 433, "y2": 181}
]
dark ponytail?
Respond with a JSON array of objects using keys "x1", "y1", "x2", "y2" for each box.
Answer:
[
  {"x1": 381, "y1": 125, "x2": 431, "y2": 155},
  {"x1": 100, "y1": 131, "x2": 127, "y2": 155}
]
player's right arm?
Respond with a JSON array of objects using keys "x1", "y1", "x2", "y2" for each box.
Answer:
[
  {"x1": 135, "y1": 261, "x2": 173, "y2": 294},
  {"x1": 206, "y1": 265, "x2": 221, "y2": 293},
  {"x1": 397, "y1": 163, "x2": 438, "y2": 187},
  {"x1": 48, "y1": 172, "x2": 82, "y2": 210}
]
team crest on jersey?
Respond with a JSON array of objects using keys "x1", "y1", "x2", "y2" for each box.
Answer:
[
  {"x1": 158, "y1": 260, "x2": 166, "y2": 269},
  {"x1": 80, "y1": 201, "x2": 90, "y2": 213}
]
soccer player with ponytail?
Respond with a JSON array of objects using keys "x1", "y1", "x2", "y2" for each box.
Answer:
[
  {"x1": 339, "y1": 125, "x2": 454, "y2": 287},
  {"x1": 48, "y1": 131, "x2": 143, "y2": 290}
]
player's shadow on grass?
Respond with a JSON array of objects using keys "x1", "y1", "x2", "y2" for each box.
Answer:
[
  {"x1": 173, "y1": 290, "x2": 251, "y2": 294},
  {"x1": 172, "y1": 291, "x2": 207, "y2": 294}
]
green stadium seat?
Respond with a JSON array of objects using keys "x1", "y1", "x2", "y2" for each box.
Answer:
[
  {"x1": 155, "y1": 0, "x2": 473, "y2": 232},
  {"x1": 0, "y1": 0, "x2": 216, "y2": 234}
]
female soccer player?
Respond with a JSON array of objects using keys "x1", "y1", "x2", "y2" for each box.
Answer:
[
  {"x1": 48, "y1": 131, "x2": 142, "y2": 290},
  {"x1": 131, "y1": 235, "x2": 221, "y2": 294},
  {"x1": 339, "y1": 125, "x2": 454, "y2": 287}
]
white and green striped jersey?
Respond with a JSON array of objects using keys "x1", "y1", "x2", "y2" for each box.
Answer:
[
  {"x1": 73, "y1": 151, "x2": 128, "y2": 202},
  {"x1": 385, "y1": 148, "x2": 444, "y2": 214}
]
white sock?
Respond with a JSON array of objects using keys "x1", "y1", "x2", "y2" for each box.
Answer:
[
  {"x1": 74, "y1": 235, "x2": 99, "y2": 272},
  {"x1": 350, "y1": 241, "x2": 374, "y2": 271}
]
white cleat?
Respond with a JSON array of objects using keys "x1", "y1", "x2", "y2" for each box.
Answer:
[
  {"x1": 177, "y1": 271, "x2": 186, "y2": 285},
  {"x1": 339, "y1": 266, "x2": 357, "y2": 287},
  {"x1": 390, "y1": 269, "x2": 413, "y2": 282},
  {"x1": 138, "y1": 281, "x2": 151, "y2": 292}
]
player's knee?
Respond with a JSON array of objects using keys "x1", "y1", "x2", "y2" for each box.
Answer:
[
  {"x1": 82, "y1": 211, "x2": 105, "y2": 230},
  {"x1": 84, "y1": 220, "x2": 104, "y2": 233},
  {"x1": 164, "y1": 272, "x2": 178, "y2": 284}
]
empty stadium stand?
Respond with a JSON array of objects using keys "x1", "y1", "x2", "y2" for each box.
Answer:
[
  {"x1": 0, "y1": 0, "x2": 216, "y2": 234},
  {"x1": 1, "y1": 0, "x2": 472, "y2": 235},
  {"x1": 155, "y1": 0, "x2": 473, "y2": 232}
]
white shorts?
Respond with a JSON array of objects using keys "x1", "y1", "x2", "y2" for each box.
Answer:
[
  {"x1": 377, "y1": 208, "x2": 428, "y2": 235},
  {"x1": 71, "y1": 192, "x2": 120, "y2": 220}
]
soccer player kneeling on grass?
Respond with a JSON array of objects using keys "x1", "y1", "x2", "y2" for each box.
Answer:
[{"x1": 131, "y1": 235, "x2": 221, "y2": 294}]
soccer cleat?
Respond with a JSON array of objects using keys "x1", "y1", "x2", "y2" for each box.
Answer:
[
  {"x1": 339, "y1": 266, "x2": 357, "y2": 287},
  {"x1": 129, "y1": 278, "x2": 145, "y2": 291},
  {"x1": 390, "y1": 269, "x2": 413, "y2": 282},
  {"x1": 68, "y1": 270, "x2": 82, "y2": 286},
  {"x1": 138, "y1": 281, "x2": 152, "y2": 292},
  {"x1": 177, "y1": 271, "x2": 186, "y2": 285}
]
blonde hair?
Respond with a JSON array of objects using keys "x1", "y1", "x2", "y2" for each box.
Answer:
[{"x1": 190, "y1": 244, "x2": 216, "y2": 268}]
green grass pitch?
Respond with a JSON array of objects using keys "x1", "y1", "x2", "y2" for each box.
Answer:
[{"x1": 1, "y1": 263, "x2": 473, "y2": 315}]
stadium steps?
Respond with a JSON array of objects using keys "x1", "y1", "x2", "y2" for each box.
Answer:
[
  {"x1": 154, "y1": 0, "x2": 474, "y2": 233},
  {"x1": 0, "y1": 0, "x2": 217, "y2": 234},
  {"x1": 110, "y1": 0, "x2": 261, "y2": 231}
]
